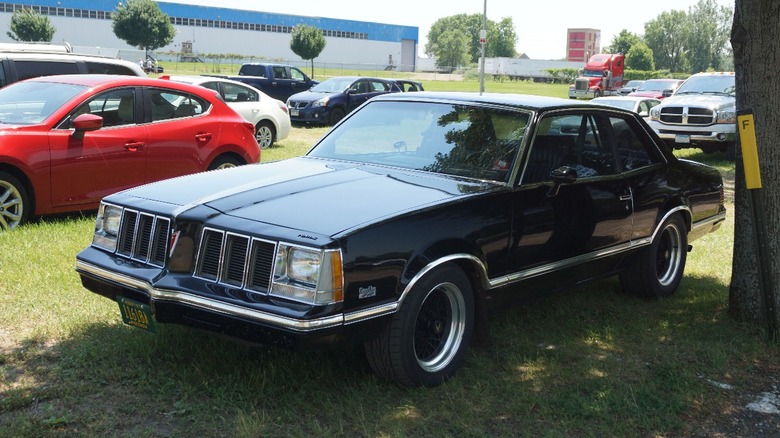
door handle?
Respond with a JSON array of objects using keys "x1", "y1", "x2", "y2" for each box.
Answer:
[
  {"x1": 195, "y1": 133, "x2": 213, "y2": 143},
  {"x1": 619, "y1": 194, "x2": 632, "y2": 201},
  {"x1": 124, "y1": 141, "x2": 144, "y2": 152}
]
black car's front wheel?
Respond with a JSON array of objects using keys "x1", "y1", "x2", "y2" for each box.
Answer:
[
  {"x1": 620, "y1": 213, "x2": 687, "y2": 298},
  {"x1": 365, "y1": 263, "x2": 474, "y2": 387}
]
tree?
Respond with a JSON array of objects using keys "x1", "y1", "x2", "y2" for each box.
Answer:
[
  {"x1": 644, "y1": 10, "x2": 690, "y2": 72},
  {"x1": 730, "y1": 0, "x2": 780, "y2": 341},
  {"x1": 112, "y1": 0, "x2": 175, "y2": 55},
  {"x1": 687, "y1": 0, "x2": 733, "y2": 72},
  {"x1": 6, "y1": 8, "x2": 55, "y2": 42},
  {"x1": 428, "y1": 29, "x2": 470, "y2": 70},
  {"x1": 608, "y1": 29, "x2": 641, "y2": 56},
  {"x1": 625, "y1": 42, "x2": 655, "y2": 71},
  {"x1": 290, "y1": 25, "x2": 326, "y2": 78},
  {"x1": 426, "y1": 14, "x2": 517, "y2": 66}
]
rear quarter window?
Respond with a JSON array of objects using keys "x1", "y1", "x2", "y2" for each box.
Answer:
[{"x1": 14, "y1": 60, "x2": 78, "y2": 81}]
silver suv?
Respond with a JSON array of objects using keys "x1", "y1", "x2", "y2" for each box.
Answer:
[
  {"x1": 647, "y1": 72, "x2": 736, "y2": 156},
  {"x1": 0, "y1": 42, "x2": 145, "y2": 87}
]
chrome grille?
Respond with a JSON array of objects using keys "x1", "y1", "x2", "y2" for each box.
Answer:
[
  {"x1": 195, "y1": 227, "x2": 276, "y2": 293},
  {"x1": 575, "y1": 79, "x2": 589, "y2": 91},
  {"x1": 288, "y1": 100, "x2": 309, "y2": 110},
  {"x1": 659, "y1": 106, "x2": 716, "y2": 125},
  {"x1": 116, "y1": 209, "x2": 170, "y2": 267}
]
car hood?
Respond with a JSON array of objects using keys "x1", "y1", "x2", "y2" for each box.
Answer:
[
  {"x1": 110, "y1": 157, "x2": 497, "y2": 237},
  {"x1": 660, "y1": 93, "x2": 735, "y2": 109},
  {"x1": 288, "y1": 90, "x2": 338, "y2": 102}
]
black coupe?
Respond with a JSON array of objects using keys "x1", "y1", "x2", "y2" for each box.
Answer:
[{"x1": 76, "y1": 92, "x2": 726, "y2": 387}]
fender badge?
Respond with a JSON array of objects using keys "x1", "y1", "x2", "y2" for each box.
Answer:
[{"x1": 359, "y1": 285, "x2": 377, "y2": 299}]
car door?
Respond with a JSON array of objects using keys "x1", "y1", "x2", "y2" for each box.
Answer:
[
  {"x1": 264, "y1": 65, "x2": 294, "y2": 101},
  {"x1": 346, "y1": 79, "x2": 377, "y2": 112},
  {"x1": 48, "y1": 87, "x2": 147, "y2": 208},
  {"x1": 142, "y1": 87, "x2": 219, "y2": 182},
  {"x1": 506, "y1": 110, "x2": 634, "y2": 279}
]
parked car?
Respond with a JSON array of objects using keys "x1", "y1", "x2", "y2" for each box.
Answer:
[
  {"x1": 647, "y1": 72, "x2": 736, "y2": 156},
  {"x1": 76, "y1": 92, "x2": 726, "y2": 387},
  {"x1": 162, "y1": 75, "x2": 291, "y2": 149},
  {"x1": 0, "y1": 42, "x2": 146, "y2": 88},
  {"x1": 590, "y1": 96, "x2": 661, "y2": 118},
  {"x1": 286, "y1": 76, "x2": 401, "y2": 125},
  {"x1": 0, "y1": 74, "x2": 259, "y2": 230},
  {"x1": 628, "y1": 78, "x2": 683, "y2": 99},
  {"x1": 618, "y1": 79, "x2": 644, "y2": 95},
  {"x1": 212, "y1": 63, "x2": 318, "y2": 102}
]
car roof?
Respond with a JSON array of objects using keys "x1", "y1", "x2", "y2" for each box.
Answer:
[
  {"x1": 21, "y1": 74, "x2": 221, "y2": 97},
  {"x1": 373, "y1": 92, "x2": 602, "y2": 112}
]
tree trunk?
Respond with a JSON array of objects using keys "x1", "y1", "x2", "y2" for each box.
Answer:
[{"x1": 729, "y1": 1, "x2": 780, "y2": 338}]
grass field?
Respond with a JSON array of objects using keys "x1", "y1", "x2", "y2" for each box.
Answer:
[{"x1": 1, "y1": 68, "x2": 777, "y2": 437}]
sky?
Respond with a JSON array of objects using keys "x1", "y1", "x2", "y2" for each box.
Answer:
[{"x1": 166, "y1": 0, "x2": 734, "y2": 60}]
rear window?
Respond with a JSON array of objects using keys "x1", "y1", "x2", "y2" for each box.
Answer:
[{"x1": 14, "y1": 60, "x2": 78, "y2": 81}]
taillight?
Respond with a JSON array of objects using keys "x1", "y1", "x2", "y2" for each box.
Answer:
[{"x1": 277, "y1": 101, "x2": 288, "y2": 114}]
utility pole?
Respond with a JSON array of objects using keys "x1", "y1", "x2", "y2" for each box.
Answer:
[{"x1": 479, "y1": 0, "x2": 486, "y2": 95}]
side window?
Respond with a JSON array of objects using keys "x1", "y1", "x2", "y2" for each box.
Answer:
[
  {"x1": 370, "y1": 80, "x2": 388, "y2": 92},
  {"x1": 0, "y1": 64, "x2": 7, "y2": 88},
  {"x1": 148, "y1": 89, "x2": 209, "y2": 121},
  {"x1": 290, "y1": 68, "x2": 305, "y2": 81},
  {"x1": 14, "y1": 60, "x2": 78, "y2": 81},
  {"x1": 609, "y1": 116, "x2": 662, "y2": 171},
  {"x1": 272, "y1": 66, "x2": 288, "y2": 79},
  {"x1": 85, "y1": 62, "x2": 137, "y2": 76},
  {"x1": 222, "y1": 83, "x2": 256, "y2": 102},
  {"x1": 66, "y1": 88, "x2": 136, "y2": 128},
  {"x1": 523, "y1": 113, "x2": 616, "y2": 185},
  {"x1": 350, "y1": 80, "x2": 369, "y2": 94}
]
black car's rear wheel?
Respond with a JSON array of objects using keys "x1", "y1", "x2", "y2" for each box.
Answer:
[
  {"x1": 620, "y1": 213, "x2": 687, "y2": 298},
  {"x1": 365, "y1": 263, "x2": 474, "y2": 387}
]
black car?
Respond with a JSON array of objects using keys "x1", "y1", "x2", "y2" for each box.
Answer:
[
  {"x1": 286, "y1": 76, "x2": 400, "y2": 125},
  {"x1": 76, "y1": 92, "x2": 726, "y2": 387}
]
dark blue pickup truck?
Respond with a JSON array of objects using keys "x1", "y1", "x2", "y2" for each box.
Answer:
[{"x1": 217, "y1": 63, "x2": 318, "y2": 102}]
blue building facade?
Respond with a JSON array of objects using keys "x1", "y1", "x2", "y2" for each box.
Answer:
[{"x1": 0, "y1": 1, "x2": 419, "y2": 71}]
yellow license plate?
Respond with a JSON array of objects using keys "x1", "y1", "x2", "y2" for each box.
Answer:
[{"x1": 118, "y1": 296, "x2": 157, "y2": 333}]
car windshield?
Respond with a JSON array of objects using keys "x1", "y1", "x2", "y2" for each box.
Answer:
[
  {"x1": 592, "y1": 99, "x2": 634, "y2": 111},
  {"x1": 308, "y1": 101, "x2": 531, "y2": 183},
  {"x1": 310, "y1": 78, "x2": 356, "y2": 93},
  {"x1": 0, "y1": 81, "x2": 86, "y2": 125},
  {"x1": 675, "y1": 75, "x2": 735, "y2": 96},
  {"x1": 636, "y1": 80, "x2": 677, "y2": 92}
]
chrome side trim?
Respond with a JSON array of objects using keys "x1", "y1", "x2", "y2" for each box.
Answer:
[
  {"x1": 343, "y1": 302, "x2": 398, "y2": 325},
  {"x1": 76, "y1": 260, "x2": 344, "y2": 333}
]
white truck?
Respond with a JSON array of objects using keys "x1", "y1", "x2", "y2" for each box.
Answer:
[{"x1": 647, "y1": 72, "x2": 736, "y2": 157}]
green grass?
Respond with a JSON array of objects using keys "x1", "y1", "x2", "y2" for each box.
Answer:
[{"x1": 1, "y1": 69, "x2": 776, "y2": 437}]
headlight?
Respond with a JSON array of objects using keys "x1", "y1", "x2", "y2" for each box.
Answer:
[
  {"x1": 271, "y1": 243, "x2": 343, "y2": 305},
  {"x1": 717, "y1": 108, "x2": 737, "y2": 124},
  {"x1": 92, "y1": 203, "x2": 123, "y2": 251},
  {"x1": 649, "y1": 106, "x2": 661, "y2": 121},
  {"x1": 311, "y1": 97, "x2": 330, "y2": 107}
]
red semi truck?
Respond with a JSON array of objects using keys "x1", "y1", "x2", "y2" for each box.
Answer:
[{"x1": 568, "y1": 53, "x2": 625, "y2": 99}]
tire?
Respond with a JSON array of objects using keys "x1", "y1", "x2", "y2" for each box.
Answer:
[
  {"x1": 328, "y1": 107, "x2": 346, "y2": 126},
  {"x1": 364, "y1": 263, "x2": 474, "y2": 387},
  {"x1": 207, "y1": 155, "x2": 242, "y2": 171},
  {"x1": 593, "y1": 89, "x2": 602, "y2": 98},
  {"x1": 0, "y1": 171, "x2": 30, "y2": 230},
  {"x1": 255, "y1": 121, "x2": 275, "y2": 150},
  {"x1": 620, "y1": 213, "x2": 687, "y2": 298}
]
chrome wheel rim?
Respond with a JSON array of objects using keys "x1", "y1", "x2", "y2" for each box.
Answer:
[
  {"x1": 255, "y1": 125, "x2": 273, "y2": 149},
  {"x1": 0, "y1": 180, "x2": 23, "y2": 230},
  {"x1": 413, "y1": 282, "x2": 466, "y2": 373},
  {"x1": 656, "y1": 223, "x2": 683, "y2": 286}
]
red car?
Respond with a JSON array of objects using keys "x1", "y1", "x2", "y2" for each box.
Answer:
[
  {"x1": 0, "y1": 75, "x2": 259, "y2": 230},
  {"x1": 628, "y1": 78, "x2": 684, "y2": 100}
]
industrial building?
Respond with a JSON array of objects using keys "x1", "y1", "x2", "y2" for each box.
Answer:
[{"x1": 0, "y1": 0, "x2": 420, "y2": 71}]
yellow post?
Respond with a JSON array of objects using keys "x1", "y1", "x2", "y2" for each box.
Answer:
[{"x1": 737, "y1": 112, "x2": 761, "y2": 189}]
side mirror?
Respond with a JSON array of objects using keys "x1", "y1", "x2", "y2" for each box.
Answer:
[
  {"x1": 547, "y1": 166, "x2": 577, "y2": 197},
  {"x1": 662, "y1": 89, "x2": 673, "y2": 97},
  {"x1": 72, "y1": 113, "x2": 103, "y2": 140}
]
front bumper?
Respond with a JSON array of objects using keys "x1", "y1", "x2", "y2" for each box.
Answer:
[
  {"x1": 568, "y1": 89, "x2": 595, "y2": 99},
  {"x1": 289, "y1": 105, "x2": 331, "y2": 124},
  {"x1": 647, "y1": 120, "x2": 736, "y2": 148},
  {"x1": 76, "y1": 249, "x2": 394, "y2": 349}
]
